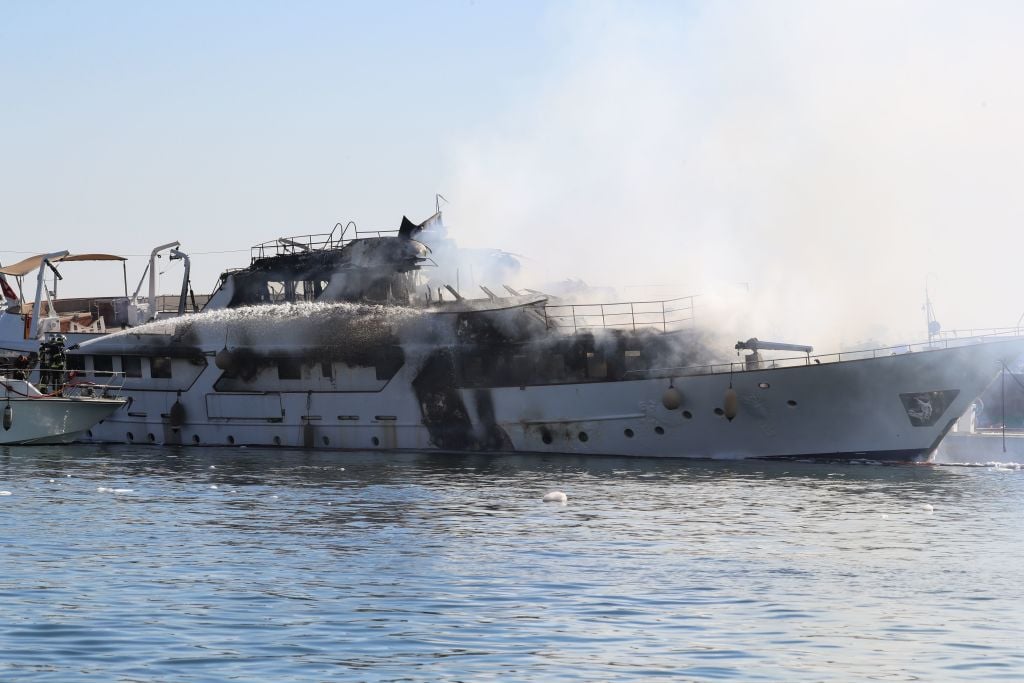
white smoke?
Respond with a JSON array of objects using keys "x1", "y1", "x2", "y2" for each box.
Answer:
[{"x1": 442, "y1": 1, "x2": 1024, "y2": 351}]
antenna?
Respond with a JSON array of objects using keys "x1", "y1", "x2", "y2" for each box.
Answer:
[{"x1": 924, "y1": 276, "x2": 940, "y2": 343}]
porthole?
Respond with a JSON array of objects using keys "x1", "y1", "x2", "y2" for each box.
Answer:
[
  {"x1": 758, "y1": 382, "x2": 770, "y2": 389},
  {"x1": 126, "y1": 432, "x2": 134, "y2": 442},
  {"x1": 147, "y1": 433, "x2": 155, "y2": 443},
  {"x1": 322, "y1": 436, "x2": 330, "y2": 446},
  {"x1": 787, "y1": 400, "x2": 798, "y2": 407},
  {"x1": 273, "y1": 436, "x2": 281, "y2": 446},
  {"x1": 624, "y1": 428, "x2": 634, "y2": 438},
  {"x1": 372, "y1": 436, "x2": 380, "y2": 446},
  {"x1": 655, "y1": 426, "x2": 665, "y2": 435},
  {"x1": 541, "y1": 433, "x2": 553, "y2": 445},
  {"x1": 578, "y1": 431, "x2": 589, "y2": 442},
  {"x1": 714, "y1": 407, "x2": 724, "y2": 416},
  {"x1": 682, "y1": 410, "x2": 692, "y2": 419},
  {"x1": 227, "y1": 435, "x2": 235, "y2": 445},
  {"x1": 192, "y1": 434, "x2": 200, "y2": 444}
]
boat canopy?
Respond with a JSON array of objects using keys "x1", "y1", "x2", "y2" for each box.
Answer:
[{"x1": 0, "y1": 253, "x2": 127, "y2": 277}]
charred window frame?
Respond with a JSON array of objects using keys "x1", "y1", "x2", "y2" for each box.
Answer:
[
  {"x1": 510, "y1": 354, "x2": 531, "y2": 383},
  {"x1": 586, "y1": 352, "x2": 608, "y2": 379},
  {"x1": 150, "y1": 356, "x2": 173, "y2": 379},
  {"x1": 321, "y1": 362, "x2": 333, "y2": 379},
  {"x1": 66, "y1": 354, "x2": 85, "y2": 372},
  {"x1": 461, "y1": 355, "x2": 484, "y2": 385},
  {"x1": 122, "y1": 356, "x2": 142, "y2": 378},
  {"x1": 374, "y1": 347, "x2": 404, "y2": 381},
  {"x1": 92, "y1": 355, "x2": 114, "y2": 377},
  {"x1": 278, "y1": 358, "x2": 302, "y2": 380},
  {"x1": 545, "y1": 353, "x2": 566, "y2": 381}
]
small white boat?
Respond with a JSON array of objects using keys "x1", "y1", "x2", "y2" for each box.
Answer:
[{"x1": 0, "y1": 371, "x2": 127, "y2": 445}]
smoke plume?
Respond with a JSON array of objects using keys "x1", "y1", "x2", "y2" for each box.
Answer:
[{"x1": 442, "y1": 1, "x2": 1024, "y2": 352}]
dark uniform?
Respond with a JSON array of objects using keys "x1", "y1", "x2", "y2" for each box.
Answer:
[{"x1": 38, "y1": 335, "x2": 67, "y2": 395}]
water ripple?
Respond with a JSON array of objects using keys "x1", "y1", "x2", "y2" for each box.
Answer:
[{"x1": 0, "y1": 445, "x2": 1021, "y2": 680}]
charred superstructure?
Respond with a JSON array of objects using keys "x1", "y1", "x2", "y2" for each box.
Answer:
[{"x1": 72, "y1": 212, "x2": 1024, "y2": 461}]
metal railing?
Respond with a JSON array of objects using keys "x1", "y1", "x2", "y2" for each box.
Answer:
[
  {"x1": 542, "y1": 296, "x2": 696, "y2": 333},
  {"x1": 933, "y1": 326, "x2": 1024, "y2": 341},
  {"x1": 3, "y1": 369, "x2": 126, "y2": 400},
  {"x1": 249, "y1": 222, "x2": 401, "y2": 262},
  {"x1": 625, "y1": 329, "x2": 1024, "y2": 380}
]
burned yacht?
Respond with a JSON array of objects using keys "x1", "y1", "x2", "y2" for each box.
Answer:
[{"x1": 72, "y1": 214, "x2": 1024, "y2": 461}]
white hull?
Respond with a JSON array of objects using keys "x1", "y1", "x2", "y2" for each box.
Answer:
[
  {"x1": 76, "y1": 336, "x2": 1022, "y2": 462},
  {"x1": 0, "y1": 397, "x2": 126, "y2": 445}
]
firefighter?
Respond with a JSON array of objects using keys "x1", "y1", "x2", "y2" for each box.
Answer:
[
  {"x1": 38, "y1": 334, "x2": 67, "y2": 394},
  {"x1": 13, "y1": 354, "x2": 30, "y2": 380}
]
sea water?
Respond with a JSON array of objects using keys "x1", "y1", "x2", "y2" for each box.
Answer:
[{"x1": 0, "y1": 445, "x2": 1021, "y2": 681}]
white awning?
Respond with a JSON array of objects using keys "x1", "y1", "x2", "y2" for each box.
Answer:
[{"x1": 0, "y1": 253, "x2": 126, "y2": 277}]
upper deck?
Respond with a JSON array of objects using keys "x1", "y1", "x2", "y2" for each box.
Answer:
[{"x1": 249, "y1": 222, "x2": 402, "y2": 263}]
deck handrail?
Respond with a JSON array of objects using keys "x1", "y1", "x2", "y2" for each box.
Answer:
[
  {"x1": 623, "y1": 329, "x2": 1024, "y2": 380},
  {"x1": 542, "y1": 296, "x2": 697, "y2": 333},
  {"x1": 249, "y1": 225, "x2": 405, "y2": 262}
]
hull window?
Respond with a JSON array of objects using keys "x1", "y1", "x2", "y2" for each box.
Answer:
[
  {"x1": 92, "y1": 355, "x2": 114, "y2": 378},
  {"x1": 122, "y1": 356, "x2": 142, "y2": 378},
  {"x1": 374, "y1": 348, "x2": 404, "y2": 380},
  {"x1": 278, "y1": 358, "x2": 302, "y2": 380},
  {"x1": 150, "y1": 357, "x2": 173, "y2": 379},
  {"x1": 625, "y1": 350, "x2": 644, "y2": 372},
  {"x1": 586, "y1": 353, "x2": 607, "y2": 379}
]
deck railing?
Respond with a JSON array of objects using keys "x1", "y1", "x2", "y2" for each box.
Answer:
[
  {"x1": 250, "y1": 223, "x2": 401, "y2": 261},
  {"x1": 4, "y1": 370, "x2": 127, "y2": 399},
  {"x1": 625, "y1": 329, "x2": 1024, "y2": 380},
  {"x1": 61, "y1": 371, "x2": 126, "y2": 399},
  {"x1": 542, "y1": 296, "x2": 696, "y2": 333}
]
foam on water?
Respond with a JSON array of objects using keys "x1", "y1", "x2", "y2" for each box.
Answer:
[
  {"x1": 542, "y1": 490, "x2": 568, "y2": 504},
  {"x1": 937, "y1": 461, "x2": 1024, "y2": 470}
]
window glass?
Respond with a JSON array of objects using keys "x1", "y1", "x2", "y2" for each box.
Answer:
[
  {"x1": 151, "y1": 357, "x2": 172, "y2": 379},
  {"x1": 122, "y1": 356, "x2": 142, "y2": 378},
  {"x1": 93, "y1": 355, "x2": 114, "y2": 376},
  {"x1": 278, "y1": 358, "x2": 302, "y2": 380}
]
